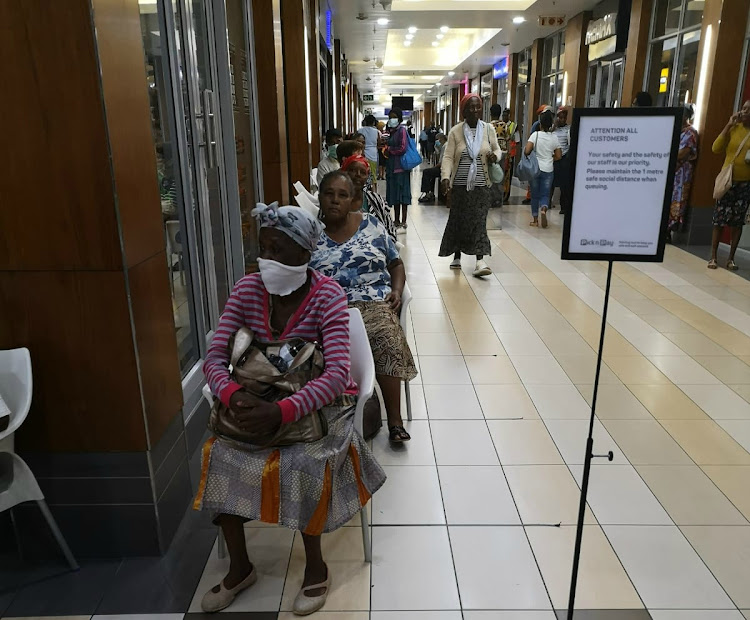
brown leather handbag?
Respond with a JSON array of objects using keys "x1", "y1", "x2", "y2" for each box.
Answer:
[{"x1": 209, "y1": 327, "x2": 329, "y2": 448}]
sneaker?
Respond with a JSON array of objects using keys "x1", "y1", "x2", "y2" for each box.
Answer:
[
  {"x1": 450, "y1": 258, "x2": 461, "y2": 269},
  {"x1": 473, "y1": 260, "x2": 492, "y2": 278}
]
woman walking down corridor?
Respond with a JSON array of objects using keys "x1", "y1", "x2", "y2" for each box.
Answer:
[
  {"x1": 709, "y1": 100, "x2": 750, "y2": 270},
  {"x1": 385, "y1": 107, "x2": 412, "y2": 231},
  {"x1": 667, "y1": 104, "x2": 699, "y2": 241},
  {"x1": 524, "y1": 109, "x2": 561, "y2": 228},
  {"x1": 439, "y1": 94, "x2": 503, "y2": 277}
]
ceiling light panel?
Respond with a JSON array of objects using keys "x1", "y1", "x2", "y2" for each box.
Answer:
[
  {"x1": 384, "y1": 28, "x2": 501, "y2": 70},
  {"x1": 392, "y1": 0, "x2": 534, "y2": 11}
]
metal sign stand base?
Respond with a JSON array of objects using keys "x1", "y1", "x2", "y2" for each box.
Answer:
[{"x1": 567, "y1": 260, "x2": 615, "y2": 619}]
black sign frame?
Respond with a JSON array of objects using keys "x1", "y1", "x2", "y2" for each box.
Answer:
[{"x1": 561, "y1": 107, "x2": 682, "y2": 263}]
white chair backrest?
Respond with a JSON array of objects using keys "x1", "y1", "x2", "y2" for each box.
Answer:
[
  {"x1": 400, "y1": 281, "x2": 413, "y2": 333},
  {"x1": 201, "y1": 383, "x2": 213, "y2": 407},
  {"x1": 0, "y1": 348, "x2": 32, "y2": 442},
  {"x1": 310, "y1": 169, "x2": 318, "y2": 189},
  {"x1": 293, "y1": 193, "x2": 320, "y2": 219},
  {"x1": 165, "y1": 220, "x2": 181, "y2": 252},
  {"x1": 347, "y1": 309, "x2": 375, "y2": 402}
]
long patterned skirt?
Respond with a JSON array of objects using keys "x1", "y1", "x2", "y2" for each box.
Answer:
[
  {"x1": 194, "y1": 399, "x2": 386, "y2": 535},
  {"x1": 350, "y1": 301, "x2": 418, "y2": 381},
  {"x1": 713, "y1": 181, "x2": 750, "y2": 227},
  {"x1": 439, "y1": 185, "x2": 492, "y2": 257}
]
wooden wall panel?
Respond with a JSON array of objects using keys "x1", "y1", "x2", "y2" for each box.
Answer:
[
  {"x1": 564, "y1": 12, "x2": 592, "y2": 109},
  {"x1": 252, "y1": 0, "x2": 289, "y2": 204},
  {"x1": 690, "y1": 0, "x2": 750, "y2": 207},
  {"x1": 91, "y1": 0, "x2": 165, "y2": 269},
  {"x1": 528, "y1": 39, "x2": 544, "y2": 129},
  {"x1": 334, "y1": 39, "x2": 342, "y2": 130},
  {"x1": 0, "y1": 270, "x2": 146, "y2": 452},
  {"x1": 308, "y1": 0, "x2": 322, "y2": 160},
  {"x1": 282, "y1": 0, "x2": 313, "y2": 191},
  {"x1": 0, "y1": 0, "x2": 122, "y2": 271},
  {"x1": 622, "y1": 0, "x2": 653, "y2": 108},
  {"x1": 509, "y1": 53, "x2": 518, "y2": 120},
  {"x1": 127, "y1": 252, "x2": 183, "y2": 448}
]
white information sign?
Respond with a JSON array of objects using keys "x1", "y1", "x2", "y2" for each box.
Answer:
[{"x1": 562, "y1": 108, "x2": 681, "y2": 262}]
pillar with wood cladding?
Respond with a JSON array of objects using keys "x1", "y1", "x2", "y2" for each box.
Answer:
[{"x1": 564, "y1": 12, "x2": 593, "y2": 109}]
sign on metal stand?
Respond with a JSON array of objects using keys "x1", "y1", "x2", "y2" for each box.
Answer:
[{"x1": 561, "y1": 107, "x2": 682, "y2": 619}]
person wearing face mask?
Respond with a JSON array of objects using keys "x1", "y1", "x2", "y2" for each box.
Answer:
[
  {"x1": 198, "y1": 201, "x2": 386, "y2": 615},
  {"x1": 311, "y1": 171, "x2": 416, "y2": 445},
  {"x1": 385, "y1": 107, "x2": 412, "y2": 231},
  {"x1": 341, "y1": 153, "x2": 396, "y2": 241},
  {"x1": 316, "y1": 128, "x2": 343, "y2": 187},
  {"x1": 439, "y1": 94, "x2": 503, "y2": 277}
]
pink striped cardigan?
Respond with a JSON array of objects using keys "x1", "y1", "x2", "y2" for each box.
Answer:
[{"x1": 203, "y1": 271, "x2": 357, "y2": 425}]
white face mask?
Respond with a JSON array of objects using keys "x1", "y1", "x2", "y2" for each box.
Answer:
[
  {"x1": 387, "y1": 118, "x2": 399, "y2": 128},
  {"x1": 257, "y1": 258, "x2": 308, "y2": 296}
]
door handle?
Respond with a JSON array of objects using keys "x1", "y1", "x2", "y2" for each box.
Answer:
[{"x1": 202, "y1": 89, "x2": 217, "y2": 168}]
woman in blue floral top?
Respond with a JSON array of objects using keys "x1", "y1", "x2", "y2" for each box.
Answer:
[{"x1": 311, "y1": 171, "x2": 417, "y2": 443}]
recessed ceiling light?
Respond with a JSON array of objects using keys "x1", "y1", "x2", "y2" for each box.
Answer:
[
  {"x1": 427, "y1": 90, "x2": 431, "y2": 93},
  {"x1": 404, "y1": 40, "x2": 412, "y2": 46},
  {"x1": 432, "y1": 41, "x2": 439, "y2": 46},
  {"x1": 408, "y1": 26, "x2": 418, "y2": 34},
  {"x1": 513, "y1": 16, "x2": 526, "y2": 24},
  {"x1": 435, "y1": 82, "x2": 441, "y2": 86},
  {"x1": 448, "y1": 71, "x2": 455, "y2": 76},
  {"x1": 377, "y1": 18, "x2": 389, "y2": 25},
  {"x1": 440, "y1": 26, "x2": 449, "y2": 33},
  {"x1": 405, "y1": 33, "x2": 414, "y2": 39},
  {"x1": 436, "y1": 34, "x2": 444, "y2": 39}
]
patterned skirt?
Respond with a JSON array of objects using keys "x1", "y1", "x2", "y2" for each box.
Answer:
[
  {"x1": 386, "y1": 170, "x2": 412, "y2": 206},
  {"x1": 193, "y1": 399, "x2": 386, "y2": 535},
  {"x1": 350, "y1": 301, "x2": 418, "y2": 381},
  {"x1": 713, "y1": 181, "x2": 750, "y2": 227},
  {"x1": 439, "y1": 185, "x2": 492, "y2": 257}
]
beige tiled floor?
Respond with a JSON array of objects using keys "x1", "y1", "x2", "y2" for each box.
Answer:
[{"x1": 187, "y1": 181, "x2": 750, "y2": 616}]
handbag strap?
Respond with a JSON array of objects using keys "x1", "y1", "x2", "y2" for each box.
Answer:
[{"x1": 728, "y1": 129, "x2": 750, "y2": 165}]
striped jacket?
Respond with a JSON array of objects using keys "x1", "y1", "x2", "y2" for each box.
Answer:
[{"x1": 203, "y1": 271, "x2": 356, "y2": 425}]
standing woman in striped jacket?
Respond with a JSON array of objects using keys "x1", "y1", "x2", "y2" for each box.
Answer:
[{"x1": 195, "y1": 202, "x2": 386, "y2": 616}]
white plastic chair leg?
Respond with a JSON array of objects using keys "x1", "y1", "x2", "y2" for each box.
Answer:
[
  {"x1": 37, "y1": 499, "x2": 78, "y2": 570},
  {"x1": 360, "y1": 506, "x2": 372, "y2": 563},
  {"x1": 217, "y1": 526, "x2": 227, "y2": 560},
  {"x1": 404, "y1": 381, "x2": 413, "y2": 422}
]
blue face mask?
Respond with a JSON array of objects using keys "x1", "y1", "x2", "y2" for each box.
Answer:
[
  {"x1": 327, "y1": 145, "x2": 338, "y2": 158},
  {"x1": 387, "y1": 118, "x2": 399, "y2": 128}
]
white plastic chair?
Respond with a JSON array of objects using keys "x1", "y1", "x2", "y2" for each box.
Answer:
[
  {"x1": 294, "y1": 181, "x2": 319, "y2": 202},
  {"x1": 201, "y1": 310, "x2": 376, "y2": 563},
  {"x1": 293, "y1": 192, "x2": 320, "y2": 219},
  {"x1": 0, "y1": 348, "x2": 78, "y2": 570},
  {"x1": 347, "y1": 308, "x2": 376, "y2": 562},
  {"x1": 310, "y1": 168, "x2": 318, "y2": 190}
]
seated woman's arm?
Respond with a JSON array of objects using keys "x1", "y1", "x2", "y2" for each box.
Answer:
[
  {"x1": 385, "y1": 258, "x2": 406, "y2": 313},
  {"x1": 276, "y1": 282, "x2": 353, "y2": 424},
  {"x1": 204, "y1": 280, "x2": 247, "y2": 407},
  {"x1": 368, "y1": 191, "x2": 397, "y2": 241}
]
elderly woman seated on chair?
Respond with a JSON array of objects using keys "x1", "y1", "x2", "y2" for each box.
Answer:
[
  {"x1": 197, "y1": 202, "x2": 386, "y2": 616},
  {"x1": 310, "y1": 170, "x2": 417, "y2": 444}
]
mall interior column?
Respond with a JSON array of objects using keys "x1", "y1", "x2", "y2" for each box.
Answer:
[
  {"x1": 565, "y1": 11, "x2": 593, "y2": 108},
  {"x1": 308, "y1": 0, "x2": 322, "y2": 162},
  {"x1": 684, "y1": 0, "x2": 750, "y2": 243},
  {"x1": 0, "y1": 0, "x2": 185, "y2": 556},
  {"x1": 508, "y1": 53, "x2": 518, "y2": 120},
  {"x1": 622, "y1": 0, "x2": 653, "y2": 108},
  {"x1": 252, "y1": 0, "x2": 290, "y2": 204},
  {"x1": 282, "y1": 0, "x2": 314, "y2": 191},
  {"x1": 528, "y1": 38, "x2": 544, "y2": 126}
]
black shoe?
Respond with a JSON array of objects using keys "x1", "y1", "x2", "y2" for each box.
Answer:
[{"x1": 522, "y1": 198, "x2": 531, "y2": 205}]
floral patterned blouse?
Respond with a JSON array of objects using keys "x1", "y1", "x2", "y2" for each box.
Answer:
[{"x1": 310, "y1": 214, "x2": 400, "y2": 303}]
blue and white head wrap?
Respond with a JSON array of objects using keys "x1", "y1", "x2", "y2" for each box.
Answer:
[{"x1": 251, "y1": 202, "x2": 325, "y2": 252}]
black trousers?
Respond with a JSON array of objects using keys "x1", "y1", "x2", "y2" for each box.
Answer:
[
  {"x1": 553, "y1": 153, "x2": 572, "y2": 211},
  {"x1": 421, "y1": 166, "x2": 441, "y2": 193}
]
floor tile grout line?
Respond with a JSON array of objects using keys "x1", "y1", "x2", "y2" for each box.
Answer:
[
  {"x1": 498, "y1": 212, "x2": 747, "y2": 613},
  {"x1": 410, "y1": 205, "x2": 556, "y2": 616}
]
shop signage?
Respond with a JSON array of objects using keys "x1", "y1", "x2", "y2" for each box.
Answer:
[
  {"x1": 492, "y1": 57, "x2": 509, "y2": 79},
  {"x1": 325, "y1": 10, "x2": 333, "y2": 52},
  {"x1": 538, "y1": 15, "x2": 565, "y2": 27},
  {"x1": 562, "y1": 108, "x2": 681, "y2": 262},
  {"x1": 586, "y1": 14, "x2": 616, "y2": 45},
  {"x1": 362, "y1": 94, "x2": 375, "y2": 102}
]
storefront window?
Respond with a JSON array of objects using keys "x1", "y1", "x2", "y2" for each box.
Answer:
[
  {"x1": 645, "y1": 0, "x2": 703, "y2": 106},
  {"x1": 139, "y1": 0, "x2": 201, "y2": 375},
  {"x1": 541, "y1": 31, "x2": 565, "y2": 108}
]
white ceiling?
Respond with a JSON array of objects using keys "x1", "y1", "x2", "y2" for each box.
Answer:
[{"x1": 326, "y1": 0, "x2": 601, "y2": 113}]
